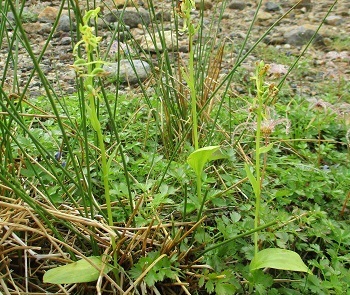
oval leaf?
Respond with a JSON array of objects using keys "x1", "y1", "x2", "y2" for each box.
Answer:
[
  {"x1": 187, "y1": 146, "x2": 220, "y2": 177},
  {"x1": 258, "y1": 143, "x2": 274, "y2": 154},
  {"x1": 250, "y1": 248, "x2": 311, "y2": 274},
  {"x1": 43, "y1": 256, "x2": 113, "y2": 284}
]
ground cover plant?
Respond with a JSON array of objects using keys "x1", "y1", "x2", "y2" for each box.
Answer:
[{"x1": 1, "y1": 0, "x2": 349, "y2": 294}]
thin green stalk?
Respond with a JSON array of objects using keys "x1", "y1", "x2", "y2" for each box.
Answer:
[
  {"x1": 189, "y1": 30, "x2": 198, "y2": 150},
  {"x1": 253, "y1": 62, "x2": 264, "y2": 256},
  {"x1": 178, "y1": 0, "x2": 199, "y2": 150},
  {"x1": 13, "y1": 0, "x2": 19, "y2": 93},
  {"x1": 201, "y1": 220, "x2": 278, "y2": 256},
  {"x1": 72, "y1": 8, "x2": 118, "y2": 272}
]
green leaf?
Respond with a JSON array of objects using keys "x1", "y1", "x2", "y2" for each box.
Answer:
[
  {"x1": 258, "y1": 143, "x2": 274, "y2": 154},
  {"x1": 187, "y1": 146, "x2": 221, "y2": 177},
  {"x1": 244, "y1": 163, "x2": 258, "y2": 197},
  {"x1": 250, "y1": 248, "x2": 311, "y2": 274},
  {"x1": 215, "y1": 283, "x2": 236, "y2": 295},
  {"x1": 43, "y1": 256, "x2": 113, "y2": 284}
]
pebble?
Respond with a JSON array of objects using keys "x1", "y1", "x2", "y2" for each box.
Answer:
[
  {"x1": 103, "y1": 59, "x2": 151, "y2": 84},
  {"x1": 195, "y1": 0, "x2": 213, "y2": 10},
  {"x1": 57, "y1": 15, "x2": 75, "y2": 32},
  {"x1": 325, "y1": 15, "x2": 343, "y2": 26},
  {"x1": 283, "y1": 26, "x2": 323, "y2": 47},
  {"x1": 104, "y1": 9, "x2": 150, "y2": 28},
  {"x1": 228, "y1": 1, "x2": 246, "y2": 10},
  {"x1": 60, "y1": 36, "x2": 72, "y2": 45},
  {"x1": 265, "y1": 2, "x2": 280, "y2": 12},
  {"x1": 38, "y1": 6, "x2": 59, "y2": 23},
  {"x1": 256, "y1": 11, "x2": 273, "y2": 25},
  {"x1": 139, "y1": 30, "x2": 177, "y2": 52}
]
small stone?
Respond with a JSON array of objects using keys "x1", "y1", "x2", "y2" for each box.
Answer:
[
  {"x1": 9, "y1": 8, "x2": 38, "y2": 23},
  {"x1": 66, "y1": 87, "x2": 75, "y2": 94},
  {"x1": 294, "y1": 0, "x2": 312, "y2": 11},
  {"x1": 60, "y1": 36, "x2": 72, "y2": 45},
  {"x1": 155, "y1": 11, "x2": 172, "y2": 22},
  {"x1": 57, "y1": 15, "x2": 75, "y2": 32},
  {"x1": 114, "y1": 0, "x2": 140, "y2": 8},
  {"x1": 280, "y1": 0, "x2": 312, "y2": 10},
  {"x1": 325, "y1": 15, "x2": 343, "y2": 26},
  {"x1": 38, "y1": 6, "x2": 59, "y2": 23},
  {"x1": 195, "y1": 0, "x2": 212, "y2": 10},
  {"x1": 139, "y1": 30, "x2": 176, "y2": 52},
  {"x1": 23, "y1": 22, "x2": 52, "y2": 35},
  {"x1": 228, "y1": 1, "x2": 246, "y2": 10},
  {"x1": 104, "y1": 59, "x2": 151, "y2": 84},
  {"x1": 104, "y1": 9, "x2": 150, "y2": 28},
  {"x1": 265, "y1": 2, "x2": 280, "y2": 12},
  {"x1": 283, "y1": 26, "x2": 323, "y2": 46},
  {"x1": 59, "y1": 53, "x2": 73, "y2": 61},
  {"x1": 256, "y1": 11, "x2": 273, "y2": 25}
]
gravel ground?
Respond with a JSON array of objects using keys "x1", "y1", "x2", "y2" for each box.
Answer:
[{"x1": 0, "y1": 0, "x2": 349, "y2": 102}]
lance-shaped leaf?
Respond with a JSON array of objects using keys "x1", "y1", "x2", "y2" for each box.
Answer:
[
  {"x1": 250, "y1": 248, "x2": 311, "y2": 274},
  {"x1": 43, "y1": 256, "x2": 113, "y2": 284}
]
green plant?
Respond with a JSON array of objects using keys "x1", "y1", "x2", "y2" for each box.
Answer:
[
  {"x1": 244, "y1": 61, "x2": 310, "y2": 279},
  {"x1": 177, "y1": 0, "x2": 199, "y2": 150}
]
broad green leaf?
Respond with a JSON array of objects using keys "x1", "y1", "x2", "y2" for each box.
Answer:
[
  {"x1": 215, "y1": 283, "x2": 236, "y2": 295},
  {"x1": 187, "y1": 146, "x2": 221, "y2": 177},
  {"x1": 250, "y1": 248, "x2": 311, "y2": 274},
  {"x1": 43, "y1": 256, "x2": 113, "y2": 284},
  {"x1": 244, "y1": 163, "x2": 258, "y2": 197},
  {"x1": 258, "y1": 143, "x2": 274, "y2": 154}
]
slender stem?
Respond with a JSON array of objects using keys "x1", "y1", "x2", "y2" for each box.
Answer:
[
  {"x1": 13, "y1": 0, "x2": 19, "y2": 93},
  {"x1": 254, "y1": 63, "x2": 264, "y2": 256},
  {"x1": 189, "y1": 30, "x2": 198, "y2": 150},
  {"x1": 78, "y1": 10, "x2": 118, "y2": 274},
  {"x1": 196, "y1": 174, "x2": 203, "y2": 221},
  {"x1": 201, "y1": 220, "x2": 278, "y2": 256}
]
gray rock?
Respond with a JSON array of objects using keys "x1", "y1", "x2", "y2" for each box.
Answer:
[
  {"x1": 155, "y1": 11, "x2": 172, "y2": 22},
  {"x1": 60, "y1": 36, "x2": 72, "y2": 45},
  {"x1": 280, "y1": 0, "x2": 312, "y2": 11},
  {"x1": 57, "y1": 15, "x2": 75, "y2": 32},
  {"x1": 7, "y1": 8, "x2": 37, "y2": 23},
  {"x1": 325, "y1": 15, "x2": 343, "y2": 26},
  {"x1": 139, "y1": 30, "x2": 176, "y2": 52},
  {"x1": 284, "y1": 26, "x2": 323, "y2": 46},
  {"x1": 104, "y1": 9, "x2": 150, "y2": 28},
  {"x1": 265, "y1": 2, "x2": 280, "y2": 12},
  {"x1": 103, "y1": 59, "x2": 151, "y2": 84},
  {"x1": 228, "y1": 1, "x2": 246, "y2": 10}
]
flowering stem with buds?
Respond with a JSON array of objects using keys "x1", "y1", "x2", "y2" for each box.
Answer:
[
  {"x1": 178, "y1": 0, "x2": 199, "y2": 150},
  {"x1": 247, "y1": 61, "x2": 278, "y2": 256},
  {"x1": 72, "y1": 8, "x2": 117, "y2": 264},
  {"x1": 253, "y1": 62, "x2": 264, "y2": 256}
]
